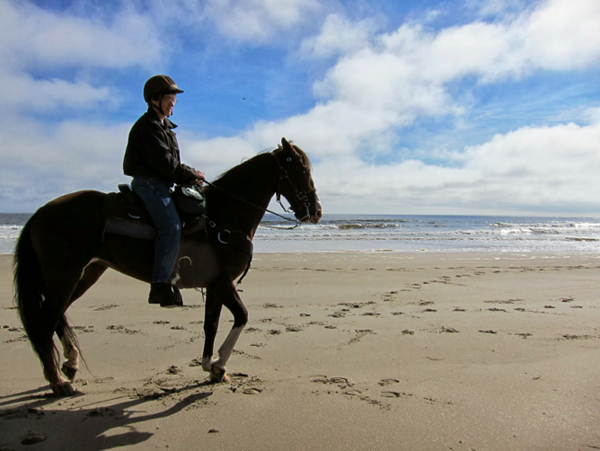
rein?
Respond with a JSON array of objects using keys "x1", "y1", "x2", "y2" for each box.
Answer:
[{"x1": 202, "y1": 179, "x2": 300, "y2": 229}]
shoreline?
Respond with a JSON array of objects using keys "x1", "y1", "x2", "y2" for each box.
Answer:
[{"x1": 2, "y1": 252, "x2": 600, "y2": 450}]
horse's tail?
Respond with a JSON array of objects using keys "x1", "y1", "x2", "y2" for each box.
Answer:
[{"x1": 12, "y1": 215, "x2": 56, "y2": 361}]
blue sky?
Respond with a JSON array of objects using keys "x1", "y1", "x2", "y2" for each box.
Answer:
[{"x1": 1, "y1": 0, "x2": 600, "y2": 215}]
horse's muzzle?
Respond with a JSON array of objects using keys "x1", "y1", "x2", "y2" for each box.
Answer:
[{"x1": 308, "y1": 199, "x2": 323, "y2": 224}]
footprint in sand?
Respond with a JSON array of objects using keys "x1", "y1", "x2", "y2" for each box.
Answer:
[
  {"x1": 242, "y1": 387, "x2": 263, "y2": 395},
  {"x1": 343, "y1": 389, "x2": 363, "y2": 396},
  {"x1": 72, "y1": 325, "x2": 94, "y2": 333},
  {"x1": 311, "y1": 376, "x2": 355, "y2": 389},
  {"x1": 167, "y1": 365, "x2": 182, "y2": 374},
  {"x1": 106, "y1": 325, "x2": 140, "y2": 334},
  {"x1": 381, "y1": 391, "x2": 413, "y2": 399},
  {"x1": 20, "y1": 433, "x2": 48, "y2": 445},
  {"x1": 86, "y1": 407, "x2": 116, "y2": 418},
  {"x1": 245, "y1": 327, "x2": 261, "y2": 333},
  {"x1": 286, "y1": 325, "x2": 303, "y2": 332},
  {"x1": 440, "y1": 326, "x2": 459, "y2": 333},
  {"x1": 348, "y1": 329, "x2": 374, "y2": 344},
  {"x1": 515, "y1": 332, "x2": 532, "y2": 339},
  {"x1": 94, "y1": 304, "x2": 119, "y2": 311}
]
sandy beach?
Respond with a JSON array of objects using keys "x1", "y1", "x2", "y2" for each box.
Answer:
[{"x1": 1, "y1": 251, "x2": 600, "y2": 450}]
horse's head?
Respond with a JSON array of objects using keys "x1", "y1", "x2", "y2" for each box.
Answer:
[{"x1": 273, "y1": 138, "x2": 323, "y2": 224}]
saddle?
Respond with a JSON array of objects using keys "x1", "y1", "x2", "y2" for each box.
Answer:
[{"x1": 103, "y1": 184, "x2": 205, "y2": 240}]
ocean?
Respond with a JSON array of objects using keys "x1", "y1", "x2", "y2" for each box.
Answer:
[{"x1": 2, "y1": 213, "x2": 600, "y2": 255}]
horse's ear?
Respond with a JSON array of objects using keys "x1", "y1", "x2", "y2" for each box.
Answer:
[{"x1": 281, "y1": 137, "x2": 296, "y2": 155}]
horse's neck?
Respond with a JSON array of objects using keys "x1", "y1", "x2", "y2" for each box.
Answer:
[{"x1": 208, "y1": 154, "x2": 277, "y2": 235}]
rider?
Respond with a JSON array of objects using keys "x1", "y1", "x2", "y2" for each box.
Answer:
[{"x1": 123, "y1": 75, "x2": 204, "y2": 307}]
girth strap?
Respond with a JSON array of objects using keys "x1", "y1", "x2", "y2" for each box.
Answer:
[{"x1": 207, "y1": 220, "x2": 253, "y2": 285}]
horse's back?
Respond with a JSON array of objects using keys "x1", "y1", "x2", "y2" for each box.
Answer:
[{"x1": 41, "y1": 189, "x2": 106, "y2": 211}]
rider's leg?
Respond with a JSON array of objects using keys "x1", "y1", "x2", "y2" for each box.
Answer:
[{"x1": 131, "y1": 177, "x2": 182, "y2": 306}]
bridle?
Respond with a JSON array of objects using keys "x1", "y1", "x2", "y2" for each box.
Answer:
[
  {"x1": 202, "y1": 148, "x2": 317, "y2": 226},
  {"x1": 271, "y1": 147, "x2": 317, "y2": 223}
]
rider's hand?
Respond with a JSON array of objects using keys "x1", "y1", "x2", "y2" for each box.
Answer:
[{"x1": 195, "y1": 171, "x2": 205, "y2": 186}]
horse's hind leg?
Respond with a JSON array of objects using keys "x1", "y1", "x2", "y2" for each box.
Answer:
[
  {"x1": 56, "y1": 262, "x2": 107, "y2": 381},
  {"x1": 56, "y1": 317, "x2": 79, "y2": 381},
  {"x1": 36, "y1": 299, "x2": 77, "y2": 396},
  {"x1": 37, "y1": 263, "x2": 103, "y2": 394}
]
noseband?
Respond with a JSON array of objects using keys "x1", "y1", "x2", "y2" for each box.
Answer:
[{"x1": 271, "y1": 148, "x2": 316, "y2": 222}]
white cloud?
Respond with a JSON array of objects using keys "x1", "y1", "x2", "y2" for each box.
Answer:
[
  {"x1": 0, "y1": 0, "x2": 164, "y2": 115},
  {"x1": 300, "y1": 14, "x2": 376, "y2": 59},
  {"x1": 0, "y1": 116, "x2": 129, "y2": 208},
  {"x1": 308, "y1": 121, "x2": 600, "y2": 214},
  {"x1": 203, "y1": 0, "x2": 321, "y2": 43},
  {"x1": 0, "y1": 71, "x2": 114, "y2": 112},
  {"x1": 0, "y1": 0, "x2": 163, "y2": 70},
  {"x1": 276, "y1": 0, "x2": 600, "y2": 158},
  {"x1": 520, "y1": 0, "x2": 600, "y2": 70}
]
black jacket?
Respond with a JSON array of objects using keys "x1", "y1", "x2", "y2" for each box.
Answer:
[{"x1": 123, "y1": 107, "x2": 198, "y2": 185}]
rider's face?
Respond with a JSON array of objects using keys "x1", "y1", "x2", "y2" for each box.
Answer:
[
  {"x1": 153, "y1": 94, "x2": 177, "y2": 118},
  {"x1": 162, "y1": 95, "x2": 177, "y2": 116}
]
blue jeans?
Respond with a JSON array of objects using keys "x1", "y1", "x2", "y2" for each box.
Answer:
[{"x1": 131, "y1": 177, "x2": 181, "y2": 283}]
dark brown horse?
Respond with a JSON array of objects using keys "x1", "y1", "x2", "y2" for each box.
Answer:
[{"x1": 13, "y1": 138, "x2": 322, "y2": 396}]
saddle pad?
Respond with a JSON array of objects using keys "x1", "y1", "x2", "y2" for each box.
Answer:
[
  {"x1": 103, "y1": 191, "x2": 206, "y2": 240},
  {"x1": 102, "y1": 191, "x2": 155, "y2": 239},
  {"x1": 105, "y1": 217, "x2": 156, "y2": 240}
]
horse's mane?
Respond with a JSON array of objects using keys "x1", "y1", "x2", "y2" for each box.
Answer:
[
  {"x1": 207, "y1": 144, "x2": 312, "y2": 192},
  {"x1": 208, "y1": 151, "x2": 273, "y2": 193}
]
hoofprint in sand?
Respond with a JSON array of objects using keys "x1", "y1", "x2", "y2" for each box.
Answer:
[{"x1": 1, "y1": 252, "x2": 600, "y2": 450}]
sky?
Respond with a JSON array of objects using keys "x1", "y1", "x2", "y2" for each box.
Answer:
[{"x1": 1, "y1": 0, "x2": 600, "y2": 215}]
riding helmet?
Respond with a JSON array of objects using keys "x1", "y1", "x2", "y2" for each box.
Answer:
[{"x1": 143, "y1": 75, "x2": 184, "y2": 103}]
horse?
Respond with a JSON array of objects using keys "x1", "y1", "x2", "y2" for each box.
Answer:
[{"x1": 13, "y1": 137, "x2": 322, "y2": 396}]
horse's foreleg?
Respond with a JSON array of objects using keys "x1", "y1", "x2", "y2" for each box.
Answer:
[
  {"x1": 206, "y1": 280, "x2": 248, "y2": 382},
  {"x1": 211, "y1": 325, "x2": 245, "y2": 382},
  {"x1": 202, "y1": 290, "x2": 223, "y2": 374}
]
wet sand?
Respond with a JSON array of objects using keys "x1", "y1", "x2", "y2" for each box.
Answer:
[{"x1": 1, "y1": 252, "x2": 600, "y2": 450}]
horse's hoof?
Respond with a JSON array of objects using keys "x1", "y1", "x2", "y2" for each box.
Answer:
[
  {"x1": 61, "y1": 364, "x2": 78, "y2": 381},
  {"x1": 53, "y1": 381, "x2": 76, "y2": 396},
  {"x1": 210, "y1": 365, "x2": 229, "y2": 383}
]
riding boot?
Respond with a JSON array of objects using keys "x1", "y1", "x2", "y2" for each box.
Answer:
[{"x1": 148, "y1": 283, "x2": 184, "y2": 307}]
